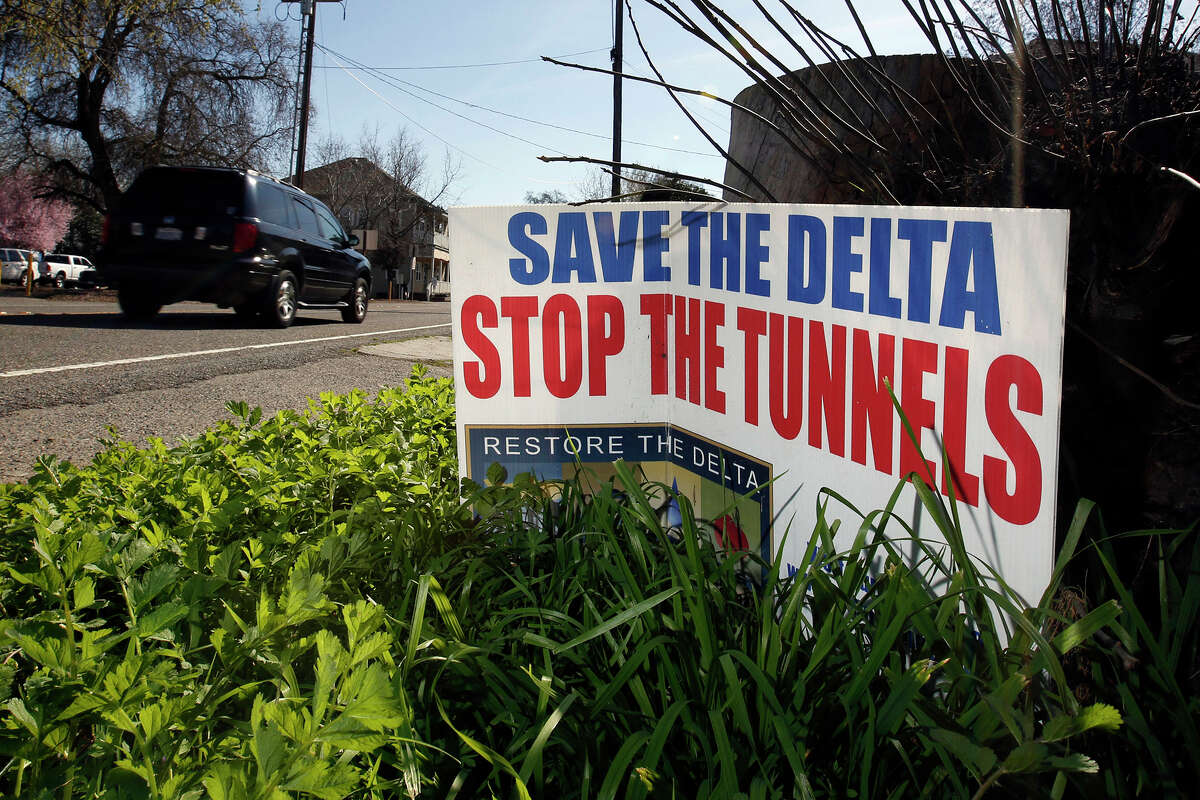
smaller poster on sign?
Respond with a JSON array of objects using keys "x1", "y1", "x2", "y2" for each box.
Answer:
[
  {"x1": 451, "y1": 202, "x2": 1069, "y2": 607},
  {"x1": 464, "y1": 422, "x2": 772, "y2": 563}
]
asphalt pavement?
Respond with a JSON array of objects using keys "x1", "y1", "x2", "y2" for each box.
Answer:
[{"x1": 0, "y1": 292, "x2": 453, "y2": 483}]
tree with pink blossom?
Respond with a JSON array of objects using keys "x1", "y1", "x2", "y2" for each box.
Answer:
[{"x1": 0, "y1": 172, "x2": 73, "y2": 252}]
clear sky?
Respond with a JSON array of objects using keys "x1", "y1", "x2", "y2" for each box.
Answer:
[{"x1": 260, "y1": 1, "x2": 932, "y2": 207}]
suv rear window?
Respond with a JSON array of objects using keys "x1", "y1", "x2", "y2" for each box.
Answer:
[
  {"x1": 45, "y1": 255, "x2": 68, "y2": 264},
  {"x1": 122, "y1": 169, "x2": 245, "y2": 216}
]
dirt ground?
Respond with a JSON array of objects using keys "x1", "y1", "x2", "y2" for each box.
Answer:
[{"x1": 0, "y1": 283, "x2": 117, "y2": 301}]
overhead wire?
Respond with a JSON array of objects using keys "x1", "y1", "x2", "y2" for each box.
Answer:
[
  {"x1": 616, "y1": 58, "x2": 731, "y2": 134},
  {"x1": 308, "y1": 47, "x2": 611, "y2": 70},
  {"x1": 316, "y1": 42, "x2": 723, "y2": 158},
  {"x1": 320, "y1": 45, "x2": 571, "y2": 157},
  {"x1": 279, "y1": 2, "x2": 578, "y2": 187},
  {"x1": 321, "y1": 48, "x2": 508, "y2": 169},
  {"x1": 620, "y1": 67, "x2": 732, "y2": 133},
  {"x1": 320, "y1": 47, "x2": 585, "y2": 188}
]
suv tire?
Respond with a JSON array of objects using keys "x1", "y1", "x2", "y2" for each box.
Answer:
[
  {"x1": 340, "y1": 277, "x2": 369, "y2": 323},
  {"x1": 54, "y1": 271, "x2": 66, "y2": 288},
  {"x1": 264, "y1": 270, "x2": 297, "y2": 328},
  {"x1": 119, "y1": 286, "x2": 162, "y2": 321}
]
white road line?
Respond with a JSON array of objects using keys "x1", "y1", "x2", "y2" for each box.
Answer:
[{"x1": 0, "y1": 323, "x2": 452, "y2": 378}]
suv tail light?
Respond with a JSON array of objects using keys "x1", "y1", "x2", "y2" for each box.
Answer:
[
  {"x1": 232, "y1": 222, "x2": 258, "y2": 253},
  {"x1": 100, "y1": 215, "x2": 110, "y2": 245}
]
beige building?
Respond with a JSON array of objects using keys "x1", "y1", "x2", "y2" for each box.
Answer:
[{"x1": 408, "y1": 210, "x2": 450, "y2": 300}]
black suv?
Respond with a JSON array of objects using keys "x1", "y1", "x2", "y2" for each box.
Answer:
[{"x1": 99, "y1": 166, "x2": 372, "y2": 327}]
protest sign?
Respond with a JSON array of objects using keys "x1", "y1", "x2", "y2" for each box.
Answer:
[{"x1": 451, "y1": 202, "x2": 1069, "y2": 605}]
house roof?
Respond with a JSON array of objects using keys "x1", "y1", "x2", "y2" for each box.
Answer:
[{"x1": 294, "y1": 157, "x2": 446, "y2": 215}]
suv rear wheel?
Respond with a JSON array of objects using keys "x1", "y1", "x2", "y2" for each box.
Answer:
[
  {"x1": 54, "y1": 271, "x2": 66, "y2": 288},
  {"x1": 264, "y1": 270, "x2": 297, "y2": 328},
  {"x1": 340, "y1": 277, "x2": 368, "y2": 323},
  {"x1": 119, "y1": 286, "x2": 162, "y2": 321}
]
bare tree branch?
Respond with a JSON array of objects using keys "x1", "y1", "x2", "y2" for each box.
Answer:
[
  {"x1": 538, "y1": 155, "x2": 754, "y2": 200},
  {"x1": 623, "y1": 0, "x2": 778, "y2": 202}
]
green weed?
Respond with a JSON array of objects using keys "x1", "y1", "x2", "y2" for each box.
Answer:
[{"x1": 0, "y1": 367, "x2": 1192, "y2": 798}]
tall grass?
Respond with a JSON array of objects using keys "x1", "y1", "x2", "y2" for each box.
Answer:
[{"x1": 413, "y1": 464, "x2": 1133, "y2": 799}]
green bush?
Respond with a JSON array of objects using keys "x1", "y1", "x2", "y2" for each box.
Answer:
[
  {"x1": 0, "y1": 367, "x2": 465, "y2": 798},
  {"x1": 0, "y1": 368, "x2": 1194, "y2": 799}
]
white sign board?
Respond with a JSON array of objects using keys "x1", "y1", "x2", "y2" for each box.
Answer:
[
  {"x1": 451, "y1": 202, "x2": 1069, "y2": 605},
  {"x1": 352, "y1": 228, "x2": 378, "y2": 252}
]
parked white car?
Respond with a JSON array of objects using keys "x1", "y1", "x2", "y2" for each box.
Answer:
[
  {"x1": 0, "y1": 248, "x2": 36, "y2": 283},
  {"x1": 41, "y1": 253, "x2": 96, "y2": 287}
]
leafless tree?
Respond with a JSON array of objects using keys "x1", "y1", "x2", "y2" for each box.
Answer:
[
  {"x1": 0, "y1": 0, "x2": 293, "y2": 211},
  {"x1": 559, "y1": 165, "x2": 713, "y2": 202},
  {"x1": 524, "y1": 189, "x2": 571, "y2": 204},
  {"x1": 573, "y1": 167, "x2": 612, "y2": 202},
  {"x1": 307, "y1": 126, "x2": 460, "y2": 270}
]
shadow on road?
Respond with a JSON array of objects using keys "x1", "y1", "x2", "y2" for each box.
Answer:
[{"x1": 0, "y1": 312, "x2": 337, "y2": 331}]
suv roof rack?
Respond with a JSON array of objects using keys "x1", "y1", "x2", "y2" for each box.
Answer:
[{"x1": 245, "y1": 168, "x2": 293, "y2": 187}]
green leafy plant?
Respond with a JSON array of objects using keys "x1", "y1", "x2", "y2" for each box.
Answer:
[{"x1": 0, "y1": 367, "x2": 1189, "y2": 798}]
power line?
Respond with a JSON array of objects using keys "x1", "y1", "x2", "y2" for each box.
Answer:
[
  {"x1": 323, "y1": 49, "x2": 580, "y2": 189},
  {"x1": 316, "y1": 42, "x2": 722, "y2": 159},
  {"x1": 619, "y1": 65, "x2": 731, "y2": 133},
  {"x1": 308, "y1": 47, "x2": 610, "y2": 71},
  {"x1": 323, "y1": 49, "x2": 506, "y2": 168},
  {"x1": 321, "y1": 45, "x2": 571, "y2": 157}
]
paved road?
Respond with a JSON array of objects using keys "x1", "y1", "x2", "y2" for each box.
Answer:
[{"x1": 0, "y1": 294, "x2": 453, "y2": 483}]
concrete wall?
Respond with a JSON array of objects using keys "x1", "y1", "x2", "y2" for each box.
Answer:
[{"x1": 722, "y1": 54, "x2": 997, "y2": 204}]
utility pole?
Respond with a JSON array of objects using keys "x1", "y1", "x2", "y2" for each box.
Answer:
[
  {"x1": 611, "y1": 0, "x2": 623, "y2": 199},
  {"x1": 295, "y1": 0, "x2": 317, "y2": 189},
  {"x1": 284, "y1": 0, "x2": 340, "y2": 189}
]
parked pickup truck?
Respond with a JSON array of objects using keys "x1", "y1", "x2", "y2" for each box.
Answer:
[{"x1": 42, "y1": 254, "x2": 97, "y2": 287}]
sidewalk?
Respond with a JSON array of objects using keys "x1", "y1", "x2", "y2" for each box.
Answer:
[{"x1": 359, "y1": 334, "x2": 452, "y2": 364}]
